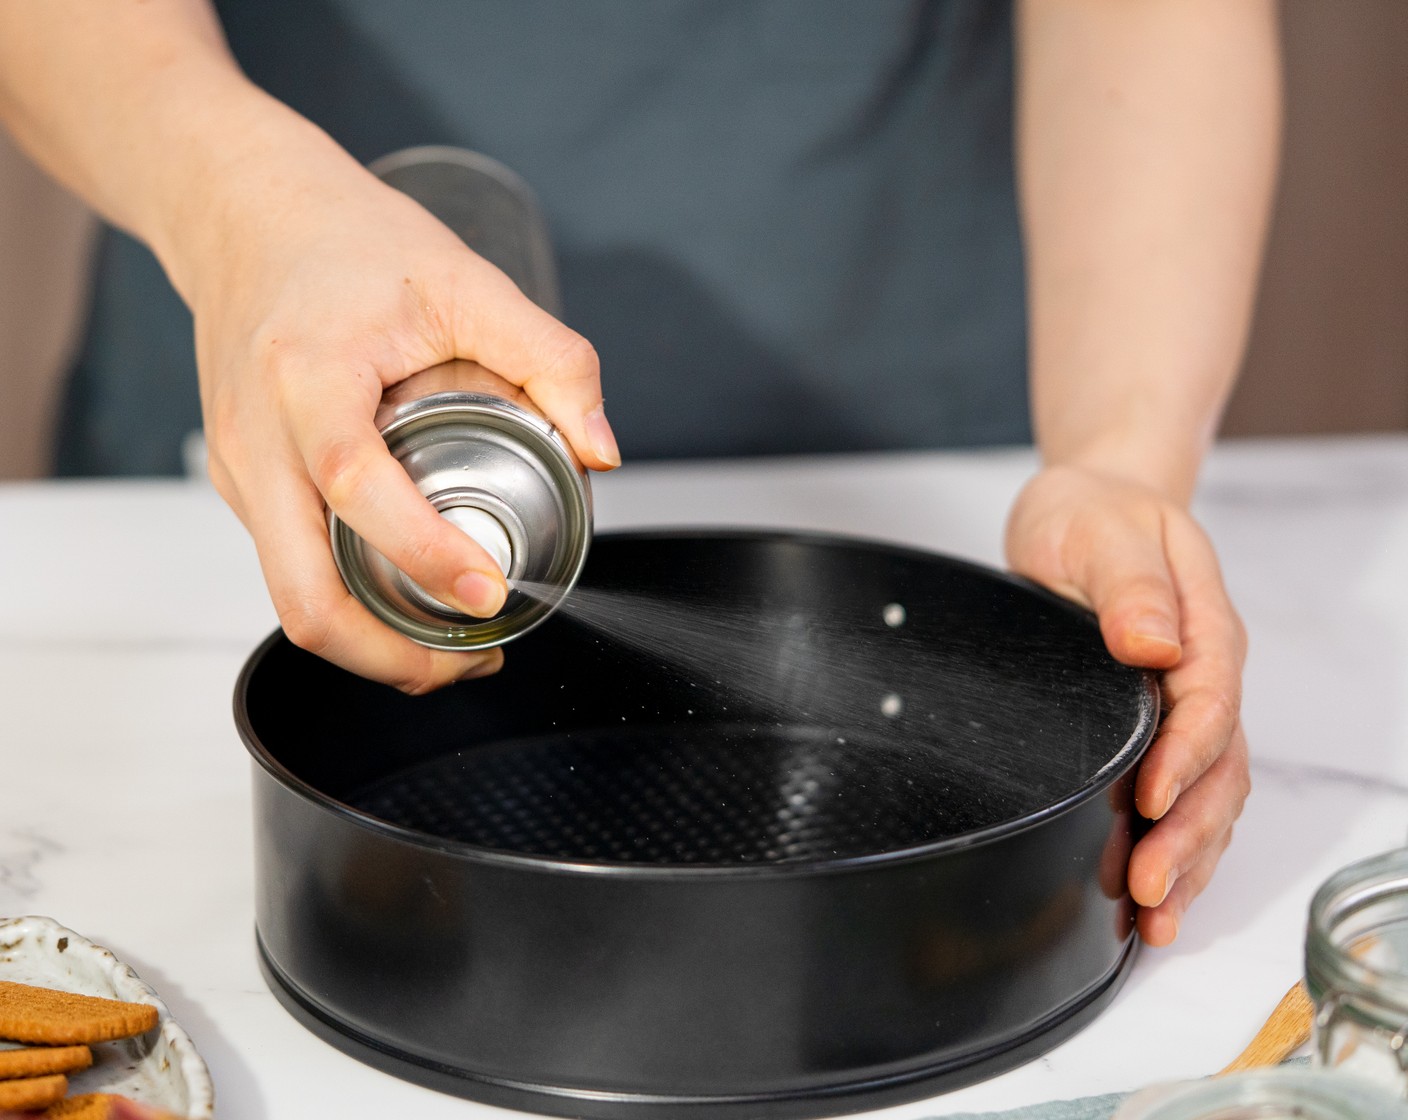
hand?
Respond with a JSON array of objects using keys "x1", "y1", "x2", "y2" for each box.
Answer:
[
  {"x1": 181, "y1": 118, "x2": 619, "y2": 693},
  {"x1": 1005, "y1": 464, "x2": 1250, "y2": 946}
]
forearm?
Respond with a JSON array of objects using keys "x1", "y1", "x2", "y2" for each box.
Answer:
[
  {"x1": 0, "y1": 1, "x2": 354, "y2": 307},
  {"x1": 1016, "y1": 0, "x2": 1281, "y2": 506}
]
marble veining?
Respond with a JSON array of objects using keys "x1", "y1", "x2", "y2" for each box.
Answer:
[
  {"x1": 1252, "y1": 759, "x2": 1408, "y2": 800},
  {"x1": 0, "y1": 829, "x2": 63, "y2": 906}
]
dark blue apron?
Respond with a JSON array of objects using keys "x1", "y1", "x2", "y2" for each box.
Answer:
[{"x1": 55, "y1": 0, "x2": 1027, "y2": 475}]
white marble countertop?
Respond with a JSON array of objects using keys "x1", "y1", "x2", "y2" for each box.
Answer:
[{"x1": 2, "y1": 435, "x2": 1406, "y2": 1118}]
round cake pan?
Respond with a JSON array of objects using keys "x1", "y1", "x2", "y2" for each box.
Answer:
[{"x1": 237, "y1": 530, "x2": 1158, "y2": 1118}]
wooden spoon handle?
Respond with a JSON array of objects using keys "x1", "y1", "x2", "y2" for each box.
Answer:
[{"x1": 1217, "y1": 980, "x2": 1315, "y2": 1076}]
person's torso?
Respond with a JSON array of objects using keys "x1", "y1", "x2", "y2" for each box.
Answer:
[{"x1": 57, "y1": 0, "x2": 1027, "y2": 474}]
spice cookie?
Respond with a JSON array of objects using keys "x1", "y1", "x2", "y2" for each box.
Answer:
[
  {"x1": 42, "y1": 1093, "x2": 118, "y2": 1119},
  {"x1": 0, "y1": 1071, "x2": 68, "y2": 1110},
  {"x1": 0, "y1": 981, "x2": 159, "y2": 1045},
  {"x1": 43, "y1": 1092, "x2": 184, "y2": 1119},
  {"x1": 0, "y1": 1043, "x2": 93, "y2": 1079}
]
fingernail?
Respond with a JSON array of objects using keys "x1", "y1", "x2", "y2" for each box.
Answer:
[
  {"x1": 1132, "y1": 613, "x2": 1180, "y2": 649},
  {"x1": 1158, "y1": 868, "x2": 1178, "y2": 906},
  {"x1": 585, "y1": 404, "x2": 621, "y2": 468},
  {"x1": 1158, "y1": 781, "x2": 1182, "y2": 819},
  {"x1": 453, "y1": 571, "x2": 506, "y2": 616}
]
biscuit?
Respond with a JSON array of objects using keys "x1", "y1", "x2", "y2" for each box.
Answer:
[
  {"x1": 43, "y1": 1093, "x2": 184, "y2": 1119},
  {"x1": 40, "y1": 1093, "x2": 117, "y2": 1120},
  {"x1": 0, "y1": 981, "x2": 159, "y2": 1045},
  {"x1": 0, "y1": 1071, "x2": 68, "y2": 1110},
  {"x1": 0, "y1": 1043, "x2": 93, "y2": 1079}
]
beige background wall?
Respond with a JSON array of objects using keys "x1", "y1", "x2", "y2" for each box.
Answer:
[
  {"x1": 0, "y1": 1, "x2": 1404, "y2": 478},
  {"x1": 0, "y1": 129, "x2": 95, "y2": 479},
  {"x1": 1223, "y1": 0, "x2": 1408, "y2": 436}
]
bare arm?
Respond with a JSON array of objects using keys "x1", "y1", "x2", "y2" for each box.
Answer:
[
  {"x1": 0, "y1": 2, "x2": 618, "y2": 692},
  {"x1": 1017, "y1": 0, "x2": 1280, "y2": 502},
  {"x1": 0, "y1": 1, "x2": 258, "y2": 296},
  {"x1": 1008, "y1": 0, "x2": 1280, "y2": 944}
]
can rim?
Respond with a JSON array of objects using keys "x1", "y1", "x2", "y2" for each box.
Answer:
[{"x1": 330, "y1": 390, "x2": 591, "y2": 650}]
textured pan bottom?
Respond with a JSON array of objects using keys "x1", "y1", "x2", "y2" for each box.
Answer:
[{"x1": 347, "y1": 721, "x2": 1031, "y2": 865}]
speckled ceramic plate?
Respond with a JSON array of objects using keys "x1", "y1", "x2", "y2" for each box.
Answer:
[{"x1": 0, "y1": 916, "x2": 214, "y2": 1118}]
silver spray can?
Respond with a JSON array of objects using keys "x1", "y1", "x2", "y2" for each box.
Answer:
[{"x1": 329, "y1": 148, "x2": 590, "y2": 649}]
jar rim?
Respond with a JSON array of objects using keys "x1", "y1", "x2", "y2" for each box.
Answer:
[{"x1": 1306, "y1": 846, "x2": 1408, "y2": 1025}]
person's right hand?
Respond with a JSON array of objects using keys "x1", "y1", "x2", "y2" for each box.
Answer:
[
  {"x1": 177, "y1": 106, "x2": 620, "y2": 693},
  {"x1": 0, "y1": 6, "x2": 618, "y2": 690}
]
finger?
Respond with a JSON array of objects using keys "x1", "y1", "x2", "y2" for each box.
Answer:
[
  {"x1": 1135, "y1": 826, "x2": 1234, "y2": 948},
  {"x1": 204, "y1": 450, "x2": 248, "y2": 528},
  {"x1": 1128, "y1": 722, "x2": 1250, "y2": 911},
  {"x1": 1163, "y1": 512, "x2": 1248, "y2": 670},
  {"x1": 244, "y1": 467, "x2": 504, "y2": 692},
  {"x1": 1134, "y1": 517, "x2": 1248, "y2": 817},
  {"x1": 1064, "y1": 507, "x2": 1183, "y2": 669},
  {"x1": 286, "y1": 366, "x2": 510, "y2": 618},
  {"x1": 448, "y1": 261, "x2": 620, "y2": 470},
  {"x1": 111, "y1": 1098, "x2": 192, "y2": 1120},
  {"x1": 1136, "y1": 670, "x2": 1242, "y2": 820}
]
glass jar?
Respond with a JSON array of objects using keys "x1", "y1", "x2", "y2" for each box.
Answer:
[
  {"x1": 1306, "y1": 846, "x2": 1408, "y2": 1096},
  {"x1": 1112, "y1": 1067, "x2": 1408, "y2": 1119}
]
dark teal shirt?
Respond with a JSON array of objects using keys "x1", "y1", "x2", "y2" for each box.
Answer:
[{"x1": 55, "y1": 0, "x2": 1027, "y2": 474}]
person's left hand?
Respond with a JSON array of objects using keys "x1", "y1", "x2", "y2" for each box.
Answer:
[{"x1": 1004, "y1": 463, "x2": 1250, "y2": 946}]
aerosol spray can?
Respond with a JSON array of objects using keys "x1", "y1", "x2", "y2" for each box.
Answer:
[{"x1": 329, "y1": 147, "x2": 591, "y2": 650}]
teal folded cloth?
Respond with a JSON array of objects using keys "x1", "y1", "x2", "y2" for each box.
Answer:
[
  {"x1": 929, "y1": 1092, "x2": 1126, "y2": 1120},
  {"x1": 927, "y1": 1058, "x2": 1313, "y2": 1120}
]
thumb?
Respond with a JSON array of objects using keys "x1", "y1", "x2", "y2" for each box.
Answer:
[{"x1": 1074, "y1": 511, "x2": 1183, "y2": 670}]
